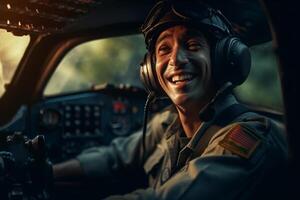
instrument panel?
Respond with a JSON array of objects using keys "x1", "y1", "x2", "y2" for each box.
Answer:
[{"x1": 26, "y1": 85, "x2": 169, "y2": 163}]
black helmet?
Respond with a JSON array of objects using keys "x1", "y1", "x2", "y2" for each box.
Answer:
[{"x1": 141, "y1": 0, "x2": 234, "y2": 52}]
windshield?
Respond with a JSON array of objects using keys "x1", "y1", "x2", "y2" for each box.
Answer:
[
  {"x1": 44, "y1": 34, "x2": 282, "y2": 111},
  {"x1": 44, "y1": 34, "x2": 145, "y2": 95},
  {"x1": 0, "y1": 29, "x2": 30, "y2": 97}
]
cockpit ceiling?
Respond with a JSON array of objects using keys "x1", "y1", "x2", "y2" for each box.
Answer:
[
  {"x1": 0, "y1": 0, "x2": 111, "y2": 36},
  {"x1": 0, "y1": 0, "x2": 271, "y2": 45}
]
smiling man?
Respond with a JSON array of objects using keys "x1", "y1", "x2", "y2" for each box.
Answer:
[
  {"x1": 154, "y1": 25, "x2": 215, "y2": 138},
  {"x1": 53, "y1": 1, "x2": 288, "y2": 199}
]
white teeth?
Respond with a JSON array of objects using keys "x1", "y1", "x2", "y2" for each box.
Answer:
[{"x1": 171, "y1": 74, "x2": 194, "y2": 83}]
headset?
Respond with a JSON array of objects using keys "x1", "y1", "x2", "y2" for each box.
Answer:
[
  {"x1": 139, "y1": 1, "x2": 252, "y2": 158},
  {"x1": 139, "y1": 0, "x2": 251, "y2": 97}
]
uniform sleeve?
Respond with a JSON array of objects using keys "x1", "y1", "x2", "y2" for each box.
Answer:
[
  {"x1": 76, "y1": 130, "x2": 143, "y2": 179},
  {"x1": 103, "y1": 119, "x2": 288, "y2": 200},
  {"x1": 76, "y1": 108, "x2": 173, "y2": 180}
]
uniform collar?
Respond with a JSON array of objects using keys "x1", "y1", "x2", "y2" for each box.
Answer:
[
  {"x1": 186, "y1": 93, "x2": 238, "y2": 151},
  {"x1": 164, "y1": 93, "x2": 238, "y2": 140}
]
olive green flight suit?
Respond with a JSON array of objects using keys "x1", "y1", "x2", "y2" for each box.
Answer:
[{"x1": 77, "y1": 94, "x2": 288, "y2": 200}]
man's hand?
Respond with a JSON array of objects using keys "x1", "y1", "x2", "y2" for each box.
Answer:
[{"x1": 53, "y1": 159, "x2": 84, "y2": 181}]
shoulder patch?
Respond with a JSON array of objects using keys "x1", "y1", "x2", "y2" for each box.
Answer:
[{"x1": 219, "y1": 124, "x2": 261, "y2": 159}]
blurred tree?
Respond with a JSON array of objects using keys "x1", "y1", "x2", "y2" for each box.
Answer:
[
  {"x1": 0, "y1": 30, "x2": 30, "y2": 97},
  {"x1": 44, "y1": 34, "x2": 145, "y2": 95},
  {"x1": 235, "y1": 41, "x2": 283, "y2": 110}
]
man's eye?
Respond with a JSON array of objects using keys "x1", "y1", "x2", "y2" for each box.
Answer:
[
  {"x1": 157, "y1": 45, "x2": 171, "y2": 55},
  {"x1": 187, "y1": 42, "x2": 202, "y2": 51}
]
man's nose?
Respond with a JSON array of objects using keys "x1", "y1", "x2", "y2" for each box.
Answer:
[{"x1": 169, "y1": 46, "x2": 188, "y2": 67}]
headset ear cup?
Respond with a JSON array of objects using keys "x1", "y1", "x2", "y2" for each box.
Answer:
[
  {"x1": 213, "y1": 37, "x2": 251, "y2": 87},
  {"x1": 227, "y1": 38, "x2": 251, "y2": 86},
  {"x1": 140, "y1": 54, "x2": 152, "y2": 93},
  {"x1": 213, "y1": 38, "x2": 227, "y2": 86},
  {"x1": 140, "y1": 53, "x2": 164, "y2": 95}
]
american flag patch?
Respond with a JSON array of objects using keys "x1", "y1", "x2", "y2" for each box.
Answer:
[{"x1": 219, "y1": 124, "x2": 261, "y2": 159}]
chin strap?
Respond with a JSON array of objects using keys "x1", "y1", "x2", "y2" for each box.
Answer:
[
  {"x1": 142, "y1": 92, "x2": 156, "y2": 164},
  {"x1": 199, "y1": 82, "x2": 235, "y2": 121}
]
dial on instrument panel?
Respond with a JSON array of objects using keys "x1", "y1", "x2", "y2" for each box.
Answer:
[
  {"x1": 39, "y1": 109, "x2": 61, "y2": 128},
  {"x1": 110, "y1": 98, "x2": 132, "y2": 136},
  {"x1": 110, "y1": 115, "x2": 131, "y2": 136}
]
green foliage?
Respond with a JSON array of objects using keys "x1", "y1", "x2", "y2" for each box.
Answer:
[
  {"x1": 235, "y1": 42, "x2": 283, "y2": 110},
  {"x1": 44, "y1": 34, "x2": 146, "y2": 95}
]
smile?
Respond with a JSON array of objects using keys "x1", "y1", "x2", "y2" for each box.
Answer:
[{"x1": 170, "y1": 73, "x2": 196, "y2": 84}]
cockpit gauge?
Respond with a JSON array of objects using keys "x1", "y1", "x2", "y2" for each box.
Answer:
[
  {"x1": 39, "y1": 109, "x2": 61, "y2": 128},
  {"x1": 110, "y1": 115, "x2": 131, "y2": 136},
  {"x1": 110, "y1": 98, "x2": 132, "y2": 136}
]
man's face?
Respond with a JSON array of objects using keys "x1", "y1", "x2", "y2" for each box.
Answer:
[{"x1": 155, "y1": 25, "x2": 215, "y2": 109}]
